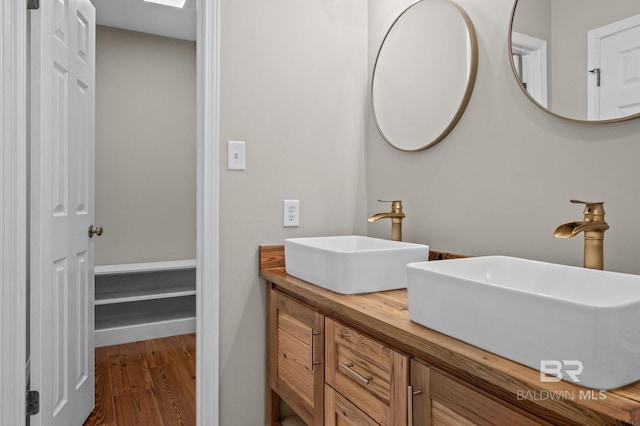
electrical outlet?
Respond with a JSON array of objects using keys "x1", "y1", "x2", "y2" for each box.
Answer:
[{"x1": 283, "y1": 200, "x2": 299, "y2": 227}]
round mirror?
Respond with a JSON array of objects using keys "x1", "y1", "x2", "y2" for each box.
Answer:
[
  {"x1": 510, "y1": 0, "x2": 640, "y2": 123},
  {"x1": 372, "y1": 0, "x2": 478, "y2": 152}
]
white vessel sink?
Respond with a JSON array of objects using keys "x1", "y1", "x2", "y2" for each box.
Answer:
[
  {"x1": 285, "y1": 236, "x2": 429, "y2": 294},
  {"x1": 407, "y1": 256, "x2": 640, "y2": 390}
]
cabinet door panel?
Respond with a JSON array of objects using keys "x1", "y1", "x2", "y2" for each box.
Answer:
[
  {"x1": 409, "y1": 359, "x2": 430, "y2": 426},
  {"x1": 276, "y1": 326, "x2": 315, "y2": 405},
  {"x1": 270, "y1": 290, "x2": 324, "y2": 426}
]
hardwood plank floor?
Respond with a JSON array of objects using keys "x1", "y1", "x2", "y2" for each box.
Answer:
[{"x1": 84, "y1": 334, "x2": 196, "y2": 426}]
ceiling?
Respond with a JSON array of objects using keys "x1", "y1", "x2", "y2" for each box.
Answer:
[{"x1": 90, "y1": 0, "x2": 196, "y2": 41}]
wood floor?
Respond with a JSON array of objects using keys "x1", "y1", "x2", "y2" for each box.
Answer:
[{"x1": 83, "y1": 333, "x2": 196, "y2": 426}]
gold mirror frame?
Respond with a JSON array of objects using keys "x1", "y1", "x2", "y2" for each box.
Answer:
[
  {"x1": 508, "y1": 0, "x2": 640, "y2": 124},
  {"x1": 371, "y1": 0, "x2": 478, "y2": 152}
]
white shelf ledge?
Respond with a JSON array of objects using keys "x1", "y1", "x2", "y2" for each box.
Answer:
[
  {"x1": 95, "y1": 259, "x2": 197, "y2": 276},
  {"x1": 95, "y1": 289, "x2": 197, "y2": 305}
]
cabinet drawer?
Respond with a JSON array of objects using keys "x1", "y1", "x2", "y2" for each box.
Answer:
[
  {"x1": 325, "y1": 384, "x2": 378, "y2": 426},
  {"x1": 429, "y1": 368, "x2": 549, "y2": 426},
  {"x1": 325, "y1": 318, "x2": 408, "y2": 426}
]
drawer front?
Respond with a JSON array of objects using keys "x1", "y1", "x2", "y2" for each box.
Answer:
[
  {"x1": 325, "y1": 318, "x2": 408, "y2": 426},
  {"x1": 324, "y1": 384, "x2": 379, "y2": 426},
  {"x1": 429, "y1": 369, "x2": 549, "y2": 426}
]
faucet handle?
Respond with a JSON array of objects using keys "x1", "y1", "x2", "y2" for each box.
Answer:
[
  {"x1": 377, "y1": 200, "x2": 403, "y2": 211},
  {"x1": 570, "y1": 199, "x2": 605, "y2": 215}
]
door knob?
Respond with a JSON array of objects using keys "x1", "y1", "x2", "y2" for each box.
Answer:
[{"x1": 88, "y1": 225, "x2": 103, "y2": 238}]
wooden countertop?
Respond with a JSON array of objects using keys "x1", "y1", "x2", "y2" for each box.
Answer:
[{"x1": 259, "y1": 245, "x2": 640, "y2": 425}]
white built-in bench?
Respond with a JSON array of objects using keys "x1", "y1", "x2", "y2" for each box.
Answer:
[{"x1": 94, "y1": 259, "x2": 196, "y2": 347}]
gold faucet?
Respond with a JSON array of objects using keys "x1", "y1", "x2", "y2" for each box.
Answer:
[
  {"x1": 368, "y1": 200, "x2": 405, "y2": 241},
  {"x1": 553, "y1": 200, "x2": 609, "y2": 270}
]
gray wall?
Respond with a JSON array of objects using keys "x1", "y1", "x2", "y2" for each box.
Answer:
[
  {"x1": 219, "y1": 0, "x2": 368, "y2": 424},
  {"x1": 511, "y1": 0, "x2": 550, "y2": 41},
  {"x1": 95, "y1": 26, "x2": 196, "y2": 265},
  {"x1": 367, "y1": 0, "x2": 640, "y2": 275}
]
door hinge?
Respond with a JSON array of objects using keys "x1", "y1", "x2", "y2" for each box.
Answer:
[
  {"x1": 589, "y1": 67, "x2": 601, "y2": 87},
  {"x1": 27, "y1": 0, "x2": 39, "y2": 10},
  {"x1": 26, "y1": 390, "x2": 40, "y2": 416}
]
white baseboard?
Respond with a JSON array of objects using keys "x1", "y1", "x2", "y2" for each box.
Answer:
[{"x1": 95, "y1": 317, "x2": 196, "y2": 347}]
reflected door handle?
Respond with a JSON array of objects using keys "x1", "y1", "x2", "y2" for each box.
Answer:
[
  {"x1": 88, "y1": 225, "x2": 103, "y2": 238},
  {"x1": 589, "y1": 68, "x2": 601, "y2": 87}
]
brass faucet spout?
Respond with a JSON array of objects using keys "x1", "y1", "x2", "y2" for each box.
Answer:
[
  {"x1": 553, "y1": 222, "x2": 610, "y2": 238},
  {"x1": 368, "y1": 200, "x2": 405, "y2": 241},
  {"x1": 553, "y1": 222, "x2": 583, "y2": 238},
  {"x1": 554, "y1": 200, "x2": 609, "y2": 270},
  {"x1": 368, "y1": 212, "x2": 405, "y2": 222}
]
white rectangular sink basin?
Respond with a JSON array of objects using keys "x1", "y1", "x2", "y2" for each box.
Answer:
[
  {"x1": 285, "y1": 236, "x2": 429, "y2": 294},
  {"x1": 407, "y1": 256, "x2": 640, "y2": 390}
]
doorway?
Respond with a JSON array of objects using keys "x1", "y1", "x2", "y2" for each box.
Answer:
[
  {"x1": 78, "y1": 7, "x2": 201, "y2": 426},
  {"x1": 92, "y1": 25, "x2": 197, "y2": 349},
  {"x1": 0, "y1": 0, "x2": 220, "y2": 424}
]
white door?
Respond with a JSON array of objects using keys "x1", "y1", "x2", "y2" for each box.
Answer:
[
  {"x1": 30, "y1": 0, "x2": 96, "y2": 425},
  {"x1": 588, "y1": 15, "x2": 640, "y2": 120}
]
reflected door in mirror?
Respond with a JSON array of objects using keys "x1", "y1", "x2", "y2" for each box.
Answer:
[{"x1": 510, "y1": 0, "x2": 640, "y2": 123}]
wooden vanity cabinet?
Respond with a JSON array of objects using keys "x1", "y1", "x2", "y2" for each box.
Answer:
[
  {"x1": 409, "y1": 359, "x2": 549, "y2": 426},
  {"x1": 262, "y1": 246, "x2": 640, "y2": 426},
  {"x1": 268, "y1": 289, "x2": 324, "y2": 426},
  {"x1": 267, "y1": 289, "x2": 542, "y2": 426}
]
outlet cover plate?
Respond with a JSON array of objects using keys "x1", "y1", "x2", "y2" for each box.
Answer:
[{"x1": 283, "y1": 200, "x2": 299, "y2": 227}]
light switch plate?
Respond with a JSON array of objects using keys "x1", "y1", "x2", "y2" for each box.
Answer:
[{"x1": 227, "y1": 140, "x2": 246, "y2": 170}]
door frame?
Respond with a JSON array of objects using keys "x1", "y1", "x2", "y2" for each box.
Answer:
[
  {"x1": 511, "y1": 31, "x2": 548, "y2": 108},
  {"x1": 0, "y1": 0, "x2": 220, "y2": 424},
  {"x1": 0, "y1": 1, "x2": 28, "y2": 426},
  {"x1": 196, "y1": 0, "x2": 220, "y2": 424}
]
